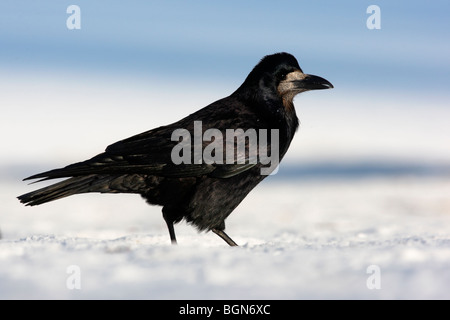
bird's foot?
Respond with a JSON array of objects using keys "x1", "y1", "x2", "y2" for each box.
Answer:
[{"x1": 212, "y1": 228, "x2": 238, "y2": 246}]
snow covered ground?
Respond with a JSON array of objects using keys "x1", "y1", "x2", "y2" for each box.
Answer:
[{"x1": 1, "y1": 174, "x2": 450, "y2": 299}]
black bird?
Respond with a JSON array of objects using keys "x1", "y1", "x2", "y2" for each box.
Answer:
[{"x1": 18, "y1": 52, "x2": 333, "y2": 246}]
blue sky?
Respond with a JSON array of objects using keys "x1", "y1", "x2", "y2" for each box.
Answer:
[
  {"x1": 1, "y1": 1, "x2": 449, "y2": 94},
  {"x1": 1, "y1": 1, "x2": 449, "y2": 172}
]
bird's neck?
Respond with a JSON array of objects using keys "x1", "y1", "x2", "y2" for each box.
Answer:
[
  {"x1": 279, "y1": 100, "x2": 299, "y2": 158},
  {"x1": 257, "y1": 95, "x2": 300, "y2": 157},
  {"x1": 233, "y1": 90, "x2": 299, "y2": 155}
]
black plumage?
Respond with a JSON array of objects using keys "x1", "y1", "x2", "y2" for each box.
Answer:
[{"x1": 18, "y1": 52, "x2": 333, "y2": 246}]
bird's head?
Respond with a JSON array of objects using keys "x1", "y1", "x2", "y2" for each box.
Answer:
[{"x1": 235, "y1": 52, "x2": 333, "y2": 112}]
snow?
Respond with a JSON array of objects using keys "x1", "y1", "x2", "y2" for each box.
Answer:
[{"x1": 1, "y1": 175, "x2": 450, "y2": 299}]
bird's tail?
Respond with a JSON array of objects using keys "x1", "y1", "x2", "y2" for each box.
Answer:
[{"x1": 18, "y1": 175, "x2": 103, "y2": 206}]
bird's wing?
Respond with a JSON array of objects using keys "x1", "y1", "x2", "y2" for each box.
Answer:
[
  {"x1": 24, "y1": 101, "x2": 268, "y2": 181},
  {"x1": 24, "y1": 125, "x2": 213, "y2": 181}
]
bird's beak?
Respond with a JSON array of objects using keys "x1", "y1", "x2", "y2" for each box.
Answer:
[
  {"x1": 278, "y1": 70, "x2": 333, "y2": 99},
  {"x1": 294, "y1": 73, "x2": 334, "y2": 91}
]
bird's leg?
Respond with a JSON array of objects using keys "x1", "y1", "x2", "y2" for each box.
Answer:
[
  {"x1": 165, "y1": 220, "x2": 177, "y2": 245},
  {"x1": 162, "y1": 209, "x2": 178, "y2": 245},
  {"x1": 212, "y1": 228, "x2": 238, "y2": 246}
]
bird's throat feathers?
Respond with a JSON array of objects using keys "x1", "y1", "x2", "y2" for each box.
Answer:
[
  {"x1": 282, "y1": 94, "x2": 296, "y2": 113},
  {"x1": 281, "y1": 97, "x2": 299, "y2": 142}
]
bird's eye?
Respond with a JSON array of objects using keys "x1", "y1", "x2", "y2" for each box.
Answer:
[{"x1": 279, "y1": 72, "x2": 287, "y2": 80}]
